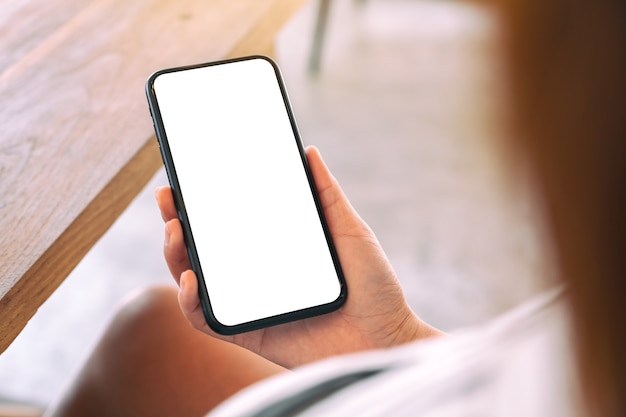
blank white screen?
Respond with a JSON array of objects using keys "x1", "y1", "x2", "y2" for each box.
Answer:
[{"x1": 153, "y1": 58, "x2": 341, "y2": 327}]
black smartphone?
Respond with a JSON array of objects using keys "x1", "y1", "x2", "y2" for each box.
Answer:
[{"x1": 146, "y1": 56, "x2": 346, "y2": 335}]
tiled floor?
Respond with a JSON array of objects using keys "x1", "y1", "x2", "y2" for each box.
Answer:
[{"x1": 0, "y1": 0, "x2": 554, "y2": 408}]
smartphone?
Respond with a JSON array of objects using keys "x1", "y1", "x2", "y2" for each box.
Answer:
[{"x1": 146, "y1": 56, "x2": 346, "y2": 335}]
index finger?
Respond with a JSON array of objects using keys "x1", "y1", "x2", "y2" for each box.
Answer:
[{"x1": 155, "y1": 186, "x2": 178, "y2": 222}]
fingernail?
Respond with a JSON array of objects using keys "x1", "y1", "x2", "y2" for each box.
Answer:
[{"x1": 179, "y1": 273, "x2": 186, "y2": 291}]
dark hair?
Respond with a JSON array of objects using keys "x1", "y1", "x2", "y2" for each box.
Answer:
[{"x1": 499, "y1": 1, "x2": 626, "y2": 415}]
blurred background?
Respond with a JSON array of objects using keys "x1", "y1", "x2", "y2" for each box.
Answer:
[{"x1": 0, "y1": 0, "x2": 554, "y2": 408}]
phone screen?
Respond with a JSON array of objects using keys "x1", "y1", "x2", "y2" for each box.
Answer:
[{"x1": 146, "y1": 56, "x2": 345, "y2": 334}]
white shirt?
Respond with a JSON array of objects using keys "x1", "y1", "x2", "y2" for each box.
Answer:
[{"x1": 208, "y1": 288, "x2": 581, "y2": 417}]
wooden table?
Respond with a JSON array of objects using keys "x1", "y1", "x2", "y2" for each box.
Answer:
[{"x1": 0, "y1": 0, "x2": 306, "y2": 354}]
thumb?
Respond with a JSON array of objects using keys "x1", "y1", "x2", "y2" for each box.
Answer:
[{"x1": 305, "y1": 146, "x2": 371, "y2": 237}]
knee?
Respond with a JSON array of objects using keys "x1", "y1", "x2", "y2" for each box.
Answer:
[
  {"x1": 118, "y1": 285, "x2": 180, "y2": 323},
  {"x1": 52, "y1": 286, "x2": 190, "y2": 417},
  {"x1": 104, "y1": 286, "x2": 185, "y2": 347}
]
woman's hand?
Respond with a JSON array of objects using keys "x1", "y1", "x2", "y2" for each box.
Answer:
[{"x1": 156, "y1": 146, "x2": 442, "y2": 368}]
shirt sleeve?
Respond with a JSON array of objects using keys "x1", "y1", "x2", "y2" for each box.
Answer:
[{"x1": 207, "y1": 287, "x2": 577, "y2": 417}]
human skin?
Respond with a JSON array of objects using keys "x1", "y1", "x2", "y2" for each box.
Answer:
[
  {"x1": 46, "y1": 146, "x2": 443, "y2": 417},
  {"x1": 156, "y1": 146, "x2": 443, "y2": 369}
]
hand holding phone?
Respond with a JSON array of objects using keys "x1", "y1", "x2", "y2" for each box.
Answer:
[
  {"x1": 157, "y1": 146, "x2": 440, "y2": 368},
  {"x1": 147, "y1": 56, "x2": 346, "y2": 334},
  {"x1": 150, "y1": 56, "x2": 437, "y2": 366}
]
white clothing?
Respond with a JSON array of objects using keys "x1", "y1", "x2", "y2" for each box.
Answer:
[{"x1": 208, "y1": 288, "x2": 581, "y2": 417}]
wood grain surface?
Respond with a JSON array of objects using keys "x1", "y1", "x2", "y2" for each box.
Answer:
[{"x1": 0, "y1": 0, "x2": 306, "y2": 353}]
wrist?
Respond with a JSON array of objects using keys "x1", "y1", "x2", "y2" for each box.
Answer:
[{"x1": 387, "y1": 308, "x2": 444, "y2": 347}]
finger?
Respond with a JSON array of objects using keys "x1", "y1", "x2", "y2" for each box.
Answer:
[
  {"x1": 305, "y1": 146, "x2": 338, "y2": 208},
  {"x1": 164, "y1": 218, "x2": 192, "y2": 283},
  {"x1": 155, "y1": 186, "x2": 178, "y2": 222},
  {"x1": 305, "y1": 146, "x2": 368, "y2": 234},
  {"x1": 178, "y1": 270, "x2": 223, "y2": 338}
]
